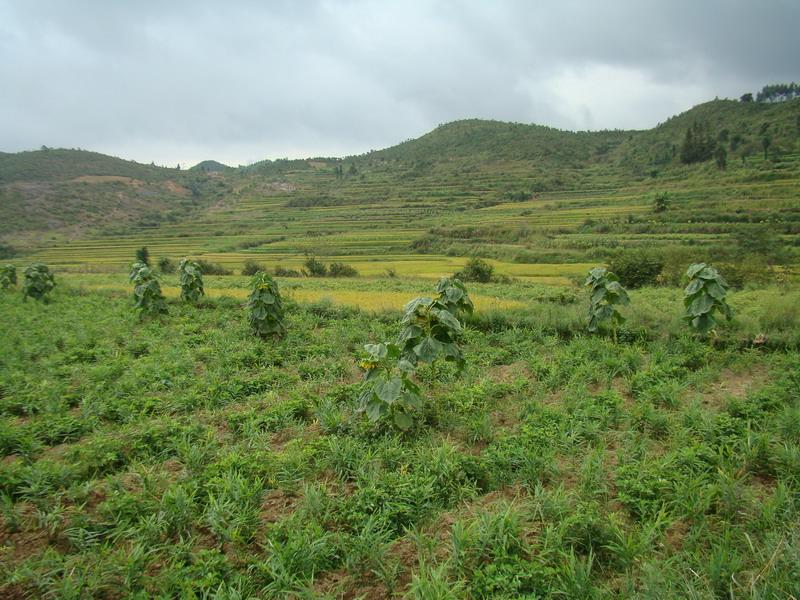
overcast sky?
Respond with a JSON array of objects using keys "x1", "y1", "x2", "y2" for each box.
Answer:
[{"x1": 1, "y1": 1, "x2": 797, "y2": 167}]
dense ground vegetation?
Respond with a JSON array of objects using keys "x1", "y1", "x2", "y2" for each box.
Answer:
[
  {"x1": 1, "y1": 93, "x2": 799, "y2": 598},
  {"x1": 0, "y1": 278, "x2": 798, "y2": 598}
]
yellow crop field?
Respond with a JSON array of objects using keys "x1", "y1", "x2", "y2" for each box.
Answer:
[{"x1": 77, "y1": 281, "x2": 526, "y2": 312}]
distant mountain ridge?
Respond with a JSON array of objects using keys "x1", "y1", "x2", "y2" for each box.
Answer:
[{"x1": 1, "y1": 97, "x2": 799, "y2": 248}]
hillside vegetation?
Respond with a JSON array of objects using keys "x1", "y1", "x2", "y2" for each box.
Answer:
[{"x1": 1, "y1": 98, "x2": 799, "y2": 283}]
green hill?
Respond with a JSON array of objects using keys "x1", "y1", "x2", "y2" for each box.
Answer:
[
  {"x1": 190, "y1": 160, "x2": 232, "y2": 173},
  {"x1": 0, "y1": 148, "x2": 171, "y2": 183},
  {"x1": 2, "y1": 98, "x2": 799, "y2": 279},
  {"x1": 0, "y1": 150, "x2": 233, "y2": 247}
]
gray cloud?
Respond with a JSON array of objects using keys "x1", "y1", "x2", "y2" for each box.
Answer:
[{"x1": 1, "y1": 0, "x2": 797, "y2": 166}]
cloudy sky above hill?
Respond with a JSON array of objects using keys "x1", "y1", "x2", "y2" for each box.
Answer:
[{"x1": 1, "y1": 0, "x2": 797, "y2": 166}]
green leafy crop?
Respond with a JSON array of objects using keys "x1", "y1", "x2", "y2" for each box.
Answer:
[
  {"x1": 585, "y1": 267, "x2": 629, "y2": 338},
  {"x1": 357, "y1": 342, "x2": 423, "y2": 430},
  {"x1": 0, "y1": 264, "x2": 17, "y2": 289},
  {"x1": 683, "y1": 263, "x2": 733, "y2": 334},
  {"x1": 246, "y1": 271, "x2": 285, "y2": 338},
  {"x1": 357, "y1": 278, "x2": 472, "y2": 430},
  {"x1": 399, "y1": 296, "x2": 466, "y2": 369},
  {"x1": 179, "y1": 258, "x2": 205, "y2": 304},
  {"x1": 22, "y1": 263, "x2": 55, "y2": 302},
  {"x1": 129, "y1": 261, "x2": 168, "y2": 317}
]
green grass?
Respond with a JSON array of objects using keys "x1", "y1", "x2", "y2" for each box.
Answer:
[{"x1": 0, "y1": 279, "x2": 799, "y2": 598}]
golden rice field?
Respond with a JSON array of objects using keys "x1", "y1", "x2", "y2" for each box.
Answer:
[{"x1": 73, "y1": 276, "x2": 528, "y2": 312}]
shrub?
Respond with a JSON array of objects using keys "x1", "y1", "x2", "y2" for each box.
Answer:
[
  {"x1": 683, "y1": 263, "x2": 733, "y2": 335},
  {"x1": 303, "y1": 256, "x2": 328, "y2": 277},
  {"x1": 0, "y1": 264, "x2": 17, "y2": 289},
  {"x1": 585, "y1": 267, "x2": 629, "y2": 340},
  {"x1": 157, "y1": 257, "x2": 176, "y2": 274},
  {"x1": 455, "y1": 257, "x2": 494, "y2": 283},
  {"x1": 195, "y1": 259, "x2": 232, "y2": 276},
  {"x1": 274, "y1": 266, "x2": 302, "y2": 277},
  {"x1": 652, "y1": 191, "x2": 669, "y2": 213},
  {"x1": 246, "y1": 272, "x2": 285, "y2": 338},
  {"x1": 717, "y1": 256, "x2": 772, "y2": 288},
  {"x1": 179, "y1": 259, "x2": 204, "y2": 304},
  {"x1": 328, "y1": 262, "x2": 359, "y2": 277},
  {"x1": 241, "y1": 259, "x2": 265, "y2": 277},
  {"x1": 129, "y1": 261, "x2": 167, "y2": 316},
  {"x1": 22, "y1": 263, "x2": 56, "y2": 302},
  {"x1": 608, "y1": 249, "x2": 664, "y2": 288}
]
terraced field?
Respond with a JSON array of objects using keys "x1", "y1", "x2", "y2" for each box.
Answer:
[{"x1": 19, "y1": 151, "x2": 800, "y2": 285}]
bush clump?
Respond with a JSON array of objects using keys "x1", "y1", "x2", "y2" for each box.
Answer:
[
  {"x1": 607, "y1": 249, "x2": 664, "y2": 288},
  {"x1": 302, "y1": 256, "x2": 359, "y2": 278},
  {"x1": 328, "y1": 262, "x2": 359, "y2": 277},
  {"x1": 157, "y1": 257, "x2": 176, "y2": 274},
  {"x1": 241, "y1": 259, "x2": 265, "y2": 277},
  {"x1": 195, "y1": 259, "x2": 232, "y2": 276},
  {"x1": 274, "y1": 266, "x2": 302, "y2": 277},
  {"x1": 455, "y1": 257, "x2": 494, "y2": 283}
]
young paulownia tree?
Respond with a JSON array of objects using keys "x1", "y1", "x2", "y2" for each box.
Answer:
[
  {"x1": 129, "y1": 261, "x2": 167, "y2": 317},
  {"x1": 357, "y1": 342, "x2": 422, "y2": 430},
  {"x1": 683, "y1": 263, "x2": 732, "y2": 335},
  {"x1": 0, "y1": 265, "x2": 17, "y2": 290},
  {"x1": 246, "y1": 272, "x2": 285, "y2": 338},
  {"x1": 585, "y1": 267, "x2": 630, "y2": 342},
  {"x1": 358, "y1": 277, "x2": 472, "y2": 430},
  {"x1": 22, "y1": 263, "x2": 56, "y2": 302},
  {"x1": 179, "y1": 259, "x2": 204, "y2": 304}
]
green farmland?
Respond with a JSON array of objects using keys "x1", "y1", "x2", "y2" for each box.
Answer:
[{"x1": 2, "y1": 97, "x2": 800, "y2": 598}]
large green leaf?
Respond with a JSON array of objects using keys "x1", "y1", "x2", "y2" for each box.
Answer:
[
  {"x1": 375, "y1": 377, "x2": 402, "y2": 404},
  {"x1": 365, "y1": 396, "x2": 387, "y2": 422},
  {"x1": 684, "y1": 278, "x2": 704, "y2": 295},
  {"x1": 364, "y1": 343, "x2": 388, "y2": 359},
  {"x1": 689, "y1": 294, "x2": 715, "y2": 317},
  {"x1": 414, "y1": 336, "x2": 444, "y2": 363},
  {"x1": 686, "y1": 263, "x2": 707, "y2": 279},
  {"x1": 705, "y1": 281, "x2": 727, "y2": 300},
  {"x1": 691, "y1": 313, "x2": 716, "y2": 334},
  {"x1": 393, "y1": 412, "x2": 412, "y2": 430}
]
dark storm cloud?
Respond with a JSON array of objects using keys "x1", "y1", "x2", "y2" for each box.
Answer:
[{"x1": 1, "y1": 0, "x2": 797, "y2": 166}]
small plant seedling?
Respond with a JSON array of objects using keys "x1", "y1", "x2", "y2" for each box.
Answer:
[
  {"x1": 22, "y1": 263, "x2": 56, "y2": 302},
  {"x1": 178, "y1": 259, "x2": 204, "y2": 304},
  {"x1": 357, "y1": 341, "x2": 422, "y2": 430},
  {"x1": 0, "y1": 264, "x2": 17, "y2": 289},
  {"x1": 683, "y1": 263, "x2": 732, "y2": 335},
  {"x1": 585, "y1": 267, "x2": 630, "y2": 341},
  {"x1": 246, "y1": 271, "x2": 285, "y2": 338},
  {"x1": 129, "y1": 261, "x2": 168, "y2": 317}
]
